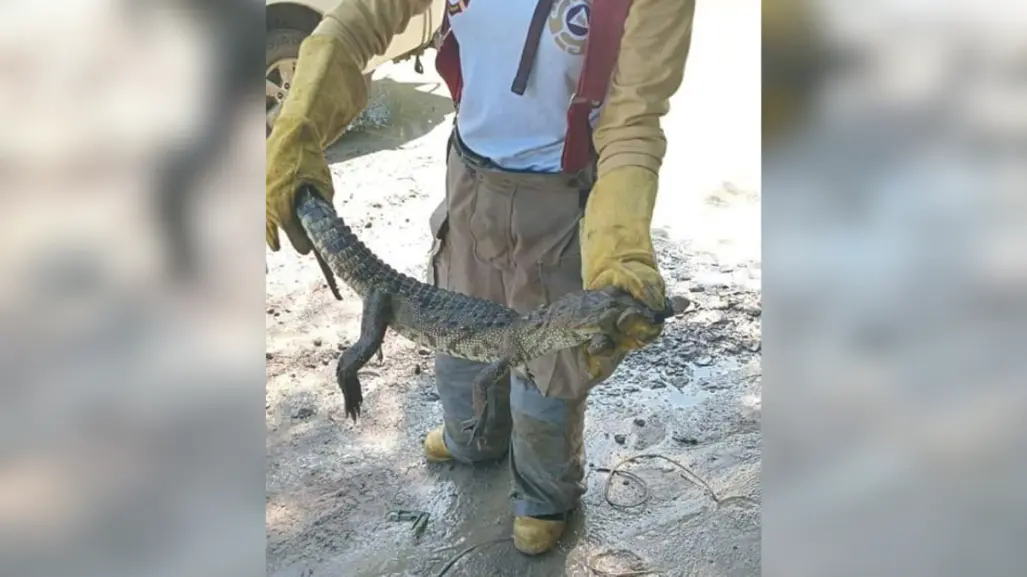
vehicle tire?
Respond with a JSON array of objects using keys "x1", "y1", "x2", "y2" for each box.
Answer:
[
  {"x1": 266, "y1": 28, "x2": 373, "y2": 144},
  {"x1": 266, "y1": 28, "x2": 305, "y2": 139}
]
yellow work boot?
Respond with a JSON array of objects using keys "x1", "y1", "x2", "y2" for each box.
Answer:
[
  {"x1": 423, "y1": 426, "x2": 452, "y2": 463},
  {"x1": 512, "y1": 515, "x2": 566, "y2": 555}
]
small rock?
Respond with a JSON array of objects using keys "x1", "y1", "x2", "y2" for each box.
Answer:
[
  {"x1": 340, "y1": 454, "x2": 357, "y2": 465},
  {"x1": 707, "y1": 297, "x2": 730, "y2": 310},
  {"x1": 292, "y1": 407, "x2": 314, "y2": 420},
  {"x1": 266, "y1": 352, "x2": 273, "y2": 360},
  {"x1": 413, "y1": 364, "x2": 422, "y2": 375},
  {"x1": 273, "y1": 311, "x2": 281, "y2": 317},
  {"x1": 322, "y1": 358, "x2": 330, "y2": 366},
  {"x1": 417, "y1": 348, "x2": 431, "y2": 357},
  {"x1": 424, "y1": 390, "x2": 440, "y2": 401},
  {"x1": 313, "y1": 338, "x2": 323, "y2": 347},
  {"x1": 266, "y1": 307, "x2": 275, "y2": 315},
  {"x1": 710, "y1": 314, "x2": 731, "y2": 328},
  {"x1": 614, "y1": 434, "x2": 627, "y2": 444},
  {"x1": 337, "y1": 343, "x2": 347, "y2": 351},
  {"x1": 364, "y1": 221, "x2": 373, "y2": 229},
  {"x1": 747, "y1": 341, "x2": 762, "y2": 353},
  {"x1": 624, "y1": 386, "x2": 640, "y2": 393},
  {"x1": 673, "y1": 434, "x2": 698, "y2": 446},
  {"x1": 266, "y1": 401, "x2": 271, "y2": 410},
  {"x1": 633, "y1": 418, "x2": 646, "y2": 427},
  {"x1": 694, "y1": 356, "x2": 714, "y2": 367},
  {"x1": 622, "y1": 480, "x2": 630, "y2": 486},
  {"x1": 689, "y1": 285, "x2": 706, "y2": 293},
  {"x1": 670, "y1": 295, "x2": 692, "y2": 314},
  {"x1": 651, "y1": 381, "x2": 667, "y2": 389}
]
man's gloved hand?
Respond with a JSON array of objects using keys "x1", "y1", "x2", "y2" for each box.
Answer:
[
  {"x1": 266, "y1": 34, "x2": 368, "y2": 254},
  {"x1": 580, "y1": 165, "x2": 667, "y2": 379}
]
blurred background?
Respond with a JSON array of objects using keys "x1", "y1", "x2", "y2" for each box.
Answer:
[
  {"x1": 764, "y1": 1, "x2": 1027, "y2": 576},
  {"x1": 0, "y1": 1, "x2": 264, "y2": 576},
  {"x1": 0, "y1": 0, "x2": 1024, "y2": 575}
]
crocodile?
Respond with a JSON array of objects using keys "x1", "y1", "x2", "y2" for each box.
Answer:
[{"x1": 294, "y1": 186, "x2": 675, "y2": 445}]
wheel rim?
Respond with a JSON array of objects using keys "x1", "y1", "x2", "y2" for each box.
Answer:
[{"x1": 266, "y1": 58, "x2": 297, "y2": 136}]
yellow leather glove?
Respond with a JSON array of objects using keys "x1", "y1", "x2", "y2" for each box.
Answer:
[
  {"x1": 266, "y1": 34, "x2": 368, "y2": 254},
  {"x1": 267, "y1": 0, "x2": 432, "y2": 252},
  {"x1": 580, "y1": 165, "x2": 667, "y2": 378}
]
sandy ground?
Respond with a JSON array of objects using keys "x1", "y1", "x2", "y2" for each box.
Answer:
[{"x1": 266, "y1": 2, "x2": 761, "y2": 575}]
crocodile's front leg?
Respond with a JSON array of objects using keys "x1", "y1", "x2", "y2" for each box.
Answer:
[
  {"x1": 337, "y1": 289, "x2": 393, "y2": 422},
  {"x1": 461, "y1": 358, "x2": 511, "y2": 447}
]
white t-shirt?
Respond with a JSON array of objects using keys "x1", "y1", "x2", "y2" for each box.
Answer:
[{"x1": 447, "y1": 0, "x2": 602, "y2": 172}]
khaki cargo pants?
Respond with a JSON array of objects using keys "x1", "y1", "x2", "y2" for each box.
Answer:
[{"x1": 427, "y1": 133, "x2": 597, "y2": 517}]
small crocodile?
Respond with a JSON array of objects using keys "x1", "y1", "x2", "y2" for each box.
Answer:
[{"x1": 294, "y1": 186, "x2": 674, "y2": 444}]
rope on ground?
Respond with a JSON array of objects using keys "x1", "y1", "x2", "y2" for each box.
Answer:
[
  {"x1": 583, "y1": 452, "x2": 758, "y2": 576},
  {"x1": 432, "y1": 537, "x2": 512, "y2": 577},
  {"x1": 433, "y1": 453, "x2": 758, "y2": 576},
  {"x1": 595, "y1": 452, "x2": 758, "y2": 510},
  {"x1": 585, "y1": 548, "x2": 663, "y2": 576}
]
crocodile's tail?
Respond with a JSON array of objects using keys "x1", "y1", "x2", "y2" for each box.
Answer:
[{"x1": 294, "y1": 186, "x2": 406, "y2": 298}]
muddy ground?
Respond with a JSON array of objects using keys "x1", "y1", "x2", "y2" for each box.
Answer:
[{"x1": 266, "y1": 3, "x2": 760, "y2": 575}]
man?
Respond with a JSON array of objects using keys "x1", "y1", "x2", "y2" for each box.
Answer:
[{"x1": 266, "y1": 0, "x2": 694, "y2": 555}]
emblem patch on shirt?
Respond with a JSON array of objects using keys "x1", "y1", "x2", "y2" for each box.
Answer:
[
  {"x1": 548, "y1": 0, "x2": 591, "y2": 55},
  {"x1": 447, "y1": 0, "x2": 469, "y2": 16}
]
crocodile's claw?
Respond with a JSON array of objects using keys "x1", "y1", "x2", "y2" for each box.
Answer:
[
  {"x1": 464, "y1": 383, "x2": 489, "y2": 446},
  {"x1": 336, "y1": 365, "x2": 363, "y2": 422},
  {"x1": 587, "y1": 333, "x2": 616, "y2": 356},
  {"x1": 462, "y1": 417, "x2": 486, "y2": 447}
]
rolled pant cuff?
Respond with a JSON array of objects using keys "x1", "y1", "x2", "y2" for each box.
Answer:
[{"x1": 513, "y1": 498, "x2": 576, "y2": 518}]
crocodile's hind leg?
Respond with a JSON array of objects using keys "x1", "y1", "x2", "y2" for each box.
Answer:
[
  {"x1": 462, "y1": 358, "x2": 511, "y2": 446},
  {"x1": 337, "y1": 289, "x2": 393, "y2": 422}
]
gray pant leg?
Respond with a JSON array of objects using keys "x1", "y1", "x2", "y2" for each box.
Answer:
[
  {"x1": 435, "y1": 354, "x2": 512, "y2": 463},
  {"x1": 509, "y1": 373, "x2": 587, "y2": 517}
]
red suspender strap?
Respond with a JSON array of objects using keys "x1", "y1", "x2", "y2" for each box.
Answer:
[
  {"x1": 435, "y1": 10, "x2": 463, "y2": 106},
  {"x1": 561, "y1": 0, "x2": 632, "y2": 173}
]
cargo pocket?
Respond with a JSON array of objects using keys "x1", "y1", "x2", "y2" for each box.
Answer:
[
  {"x1": 427, "y1": 199, "x2": 450, "y2": 289},
  {"x1": 537, "y1": 219, "x2": 584, "y2": 305},
  {"x1": 522, "y1": 221, "x2": 599, "y2": 400}
]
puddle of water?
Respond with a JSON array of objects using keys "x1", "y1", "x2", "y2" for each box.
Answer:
[
  {"x1": 635, "y1": 385, "x2": 708, "y2": 409},
  {"x1": 689, "y1": 356, "x2": 742, "y2": 383}
]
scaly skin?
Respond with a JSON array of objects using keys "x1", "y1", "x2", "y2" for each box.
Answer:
[{"x1": 294, "y1": 187, "x2": 673, "y2": 445}]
